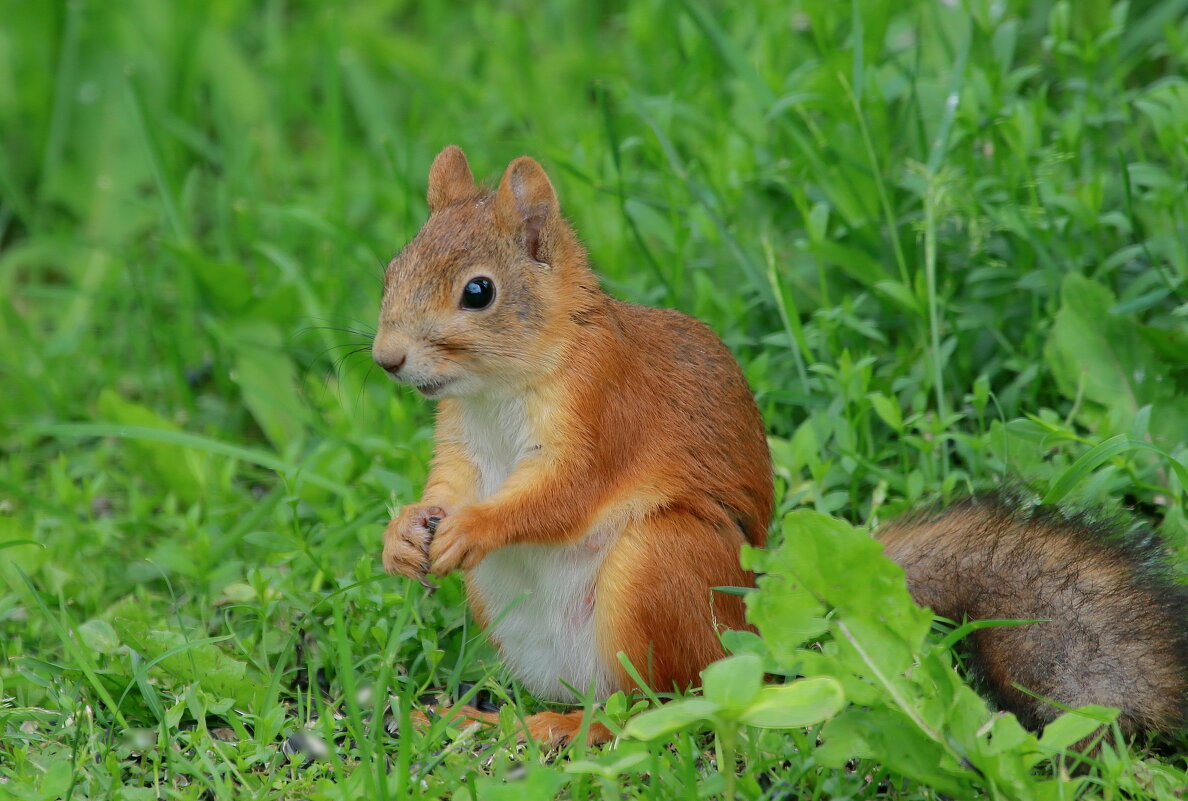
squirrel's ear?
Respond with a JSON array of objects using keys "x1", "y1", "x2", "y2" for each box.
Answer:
[
  {"x1": 427, "y1": 146, "x2": 476, "y2": 211},
  {"x1": 494, "y1": 156, "x2": 559, "y2": 263}
]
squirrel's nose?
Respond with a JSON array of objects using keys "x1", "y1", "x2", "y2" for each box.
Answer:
[
  {"x1": 372, "y1": 342, "x2": 407, "y2": 375},
  {"x1": 378, "y1": 354, "x2": 406, "y2": 375}
]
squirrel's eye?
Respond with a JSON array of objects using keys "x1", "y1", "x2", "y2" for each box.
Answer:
[{"x1": 460, "y1": 277, "x2": 495, "y2": 310}]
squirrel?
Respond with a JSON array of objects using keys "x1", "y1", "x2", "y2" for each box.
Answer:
[{"x1": 372, "y1": 146, "x2": 1188, "y2": 747}]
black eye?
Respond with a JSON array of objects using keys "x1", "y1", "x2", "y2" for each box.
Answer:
[{"x1": 460, "y1": 277, "x2": 495, "y2": 310}]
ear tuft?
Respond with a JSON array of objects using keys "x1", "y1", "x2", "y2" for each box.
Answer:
[
  {"x1": 494, "y1": 156, "x2": 560, "y2": 262},
  {"x1": 427, "y1": 146, "x2": 476, "y2": 211}
]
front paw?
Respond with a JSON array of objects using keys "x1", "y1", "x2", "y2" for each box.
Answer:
[
  {"x1": 382, "y1": 505, "x2": 446, "y2": 579},
  {"x1": 428, "y1": 510, "x2": 500, "y2": 574}
]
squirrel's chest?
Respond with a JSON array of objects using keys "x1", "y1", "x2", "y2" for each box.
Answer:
[
  {"x1": 456, "y1": 394, "x2": 620, "y2": 702},
  {"x1": 458, "y1": 395, "x2": 536, "y2": 498}
]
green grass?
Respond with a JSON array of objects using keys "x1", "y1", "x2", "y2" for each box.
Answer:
[{"x1": 2, "y1": 0, "x2": 1188, "y2": 798}]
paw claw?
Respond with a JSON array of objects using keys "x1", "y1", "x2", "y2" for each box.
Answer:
[{"x1": 383, "y1": 504, "x2": 453, "y2": 582}]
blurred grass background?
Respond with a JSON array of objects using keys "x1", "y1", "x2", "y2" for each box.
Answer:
[{"x1": 2, "y1": 0, "x2": 1187, "y2": 798}]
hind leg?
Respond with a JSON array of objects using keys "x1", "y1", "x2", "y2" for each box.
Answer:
[
  {"x1": 595, "y1": 509, "x2": 754, "y2": 694},
  {"x1": 411, "y1": 704, "x2": 612, "y2": 748},
  {"x1": 440, "y1": 509, "x2": 752, "y2": 746},
  {"x1": 440, "y1": 509, "x2": 751, "y2": 745}
]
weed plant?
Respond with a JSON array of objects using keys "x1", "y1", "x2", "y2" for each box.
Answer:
[{"x1": 2, "y1": 1, "x2": 1187, "y2": 798}]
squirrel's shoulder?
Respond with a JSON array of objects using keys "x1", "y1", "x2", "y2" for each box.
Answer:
[{"x1": 602, "y1": 297, "x2": 733, "y2": 353}]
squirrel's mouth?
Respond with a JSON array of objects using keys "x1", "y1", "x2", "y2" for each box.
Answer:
[{"x1": 413, "y1": 378, "x2": 451, "y2": 398}]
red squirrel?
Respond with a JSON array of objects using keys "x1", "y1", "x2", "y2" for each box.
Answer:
[{"x1": 372, "y1": 146, "x2": 1188, "y2": 746}]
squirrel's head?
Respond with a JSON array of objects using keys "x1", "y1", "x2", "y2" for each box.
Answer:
[{"x1": 373, "y1": 146, "x2": 595, "y2": 400}]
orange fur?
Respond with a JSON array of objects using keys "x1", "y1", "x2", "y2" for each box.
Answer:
[
  {"x1": 411, "y1": 705, "x2": 613, "y2": 747},
  {"x1": 374, "y1": 147, "x2": 771, "y2": 743}
]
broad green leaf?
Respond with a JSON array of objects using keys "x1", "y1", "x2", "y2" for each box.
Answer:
[
  {"x1": 742, "y1": 541, "x2": 828, "y2": 665},
  {"x1": 752, "y1": 511, "x2": 933, "y2": 673},
  {"x1": 602, "y1": 691, "x2": 628, "y2": 722},
  {"x1": 738, "y1": 677, "x2": 844, "y2": 728},
  {"x1": 96, "y1": 390, "x2": 209, "y2": 504},
  {"x1": 565, "y1": 748, "x2": 649, "y2": 779},
  {"x1": 213, "y1": 320, "x2": 310, "y2": 452},
  {"x1": 0, "y1": 520, "x2": 46, "y2": 576},
  {"x1": 243, "y1": 529, "x2": 301, "y2": 553},
  {"x1": 868, "y1": 391, "x2": 904, "y2": 431},
  {"x1": 77, "y1": 619, "x2": 120, "y2": 655},
  {"x1": 470, "y1": 763, "x2": 571, "y2": 801},
  {"x1": 818, "y1": 708, "x2": 968, "y2": 797},
  {"x1": 872, "y1": 280, "x2": 920, "y2": 315},
  {"x1": 112, "y1": 616, "x2": 257, "y2": 707},
  {"x1": 1044, "y1": 273, "x2": 1179, "y2": 441},
  {"x1": 982, "y1": 711, "x2": 1030, "y2": 758},
  {"x1": 622, "y1": 698, "x2": 720, "y2": 740},
  {"x1": 701, "y1": 653, "x2": 762, "y2": 712},
  {"x1": 719, "y1": 629, "x2": 766, "y2": 660},
  {"x1": 179, "y1": 249, "x2": 253, "y2": 313},
  {"x1": 1037, "y1": 705, "x2": 1118, "y2": 753},
  {"x1": 797, "y1": 648, "x2": 881, "y2": 707}
]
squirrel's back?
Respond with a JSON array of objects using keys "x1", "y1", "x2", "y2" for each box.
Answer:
[
  {"x1": 599, "y1": 298, "x2": 772, "y2": 544},
  {"x1": 879, "y1": 493, "x2": 1188, "y2": 733}
]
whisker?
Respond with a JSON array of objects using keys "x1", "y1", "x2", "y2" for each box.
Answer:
[
  {"x1": 343, "y1": 316, "x2": 380, "y2": 334},
  {"x1": 298, "y1": 315, "x2": 377, "y2": 338},
  {"x1": 356, "y1": 363, "x2": 379, "y2": 412},
  {"x1": 440, "y1": 341, "x2": 524, "y2": 360},
  {"x1": 331, "y1": 346, "x2": 374, "y2": 374},
  {"x1": 300, "y1": 324, "x2": 377, "y2": 339},
  {"x1": 430, "y1": 341, "x2": 472, "y2": 355},
  {"x1": 319, "y1": 341, "x2": 374, "y2": 352},
  {"x1": 311, "y1": 343, "x2": 371, "y2": 368}
]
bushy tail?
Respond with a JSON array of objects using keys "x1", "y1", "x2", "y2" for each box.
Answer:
[{"x1": 877, "y1": 493, "x2": 1188, "y2": 734}]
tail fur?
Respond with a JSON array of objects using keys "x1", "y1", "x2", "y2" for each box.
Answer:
[{"x1": 877, "y1": 493, "x2": 1188, "y2": 734}]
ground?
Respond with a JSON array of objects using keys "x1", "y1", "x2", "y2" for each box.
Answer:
[{"x1": 2, "y1": 1, "x2": 1187, "y2": 799}]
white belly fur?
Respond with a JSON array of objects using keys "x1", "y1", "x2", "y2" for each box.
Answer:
[
  {"x1": 458, "y1": 392, "x2": 620, "y2": 702},
  {"x1": 469, "y1": 529, "x2": 619, "y2": 702}
]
